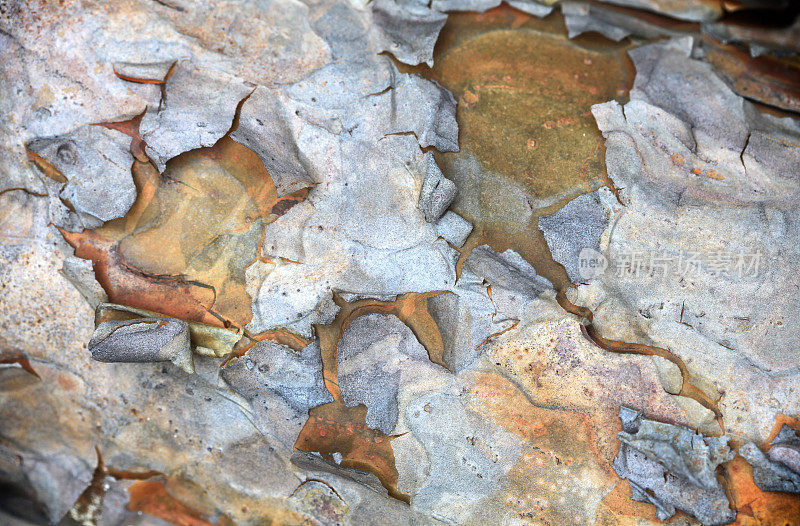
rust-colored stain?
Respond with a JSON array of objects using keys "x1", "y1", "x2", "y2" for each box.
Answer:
[
  {"x1": 704, "y1": 37, "x2": 800, "y2": 114},
  {"x1": 723, "y1": 455, "x2": 800, "y2": 526},
  {"x1": 0, "y1": 350, "x2": 40, "y2": 378},
  {"x1": 466, "y1": 370, "x2": 622, "y2": 524},
  {"x1": 430, "y1": 8, "x2": 631, "y2": 203},
  {"x1": 96, "y1": 111, "x2": 149, "y2": 162},
  {"x1": 61, "y1": 125, "x2": 308, "y2": 330},
  {"x1": 127, "y1": 481, "x2": 216, "y2": 526},
  {"x1": 294, "y1": 401, "x2": 408, "y2": 502}
]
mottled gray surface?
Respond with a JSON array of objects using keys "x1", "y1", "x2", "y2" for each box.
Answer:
[
  {"x1": 426, "y1": 245, "x2": 551, "y2": 373},
  {"x1": 229, "y1": 86, "x2": 315, "y2": 197},
  {"x1": 419, "y1": 153, "x2": 457, "y2": 223},
  {"x1": 613, "y1": 407, "x2": 735, "y2": 525},
  {"x1": 337, "y1": 314, "x2": 433, "y2": 434},
  {"x1": 586, "y1": 37, "x2": 800, "y2": 442},
  {"x1": 221, "y1": 341, "x2": 333, "y2": 446},
  {"x1": 770, "y1": 425, "x2": 800, "y2": 473},
  {"x1": 290, "y1": 451, "x2": 432, "y2": 525},
  {"x1": 26, "y1": 125, "x2": 136, "y2": 228},
  {"x1": 432, "y1": 0, "x2": 553, "y2": 17},
  {"x1": 538, "y1": 189, "x2": 610, "y2": 284},
  {"x1": 3, "y1": 1, "x2": 800, "y2": 525},
  {"x1": 140, "y1": 62, "x2": 253, "y2": 171},
  {"x1": 387, "y1": 73, "x2": 459, "y2": 152},
  {"x1": 59, "y1": 256, "x2": 108, "y2": 308},
  {"x1": 463, "y1": 245, "x2": 551, "y2": 308},
  {"x1": 435, "y1": 211, "x2": 473, "y2": 248},
  {"x1": 89, "y1": 317, "x2": 194, "y2": 374},
  {"x1": 0, "y1": 446, "x2": 93, "y2": 525},
  {"x1": 401, "y1": 387, "x2": 521, "y2": 524},
  {"x1": 370, "y1": 0, "x2": 447, "y2": 67}
]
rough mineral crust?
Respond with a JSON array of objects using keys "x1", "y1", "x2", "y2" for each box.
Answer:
[
  {"x1": 740, "y1": 425, "x2": 800, "y2": 494},
  {"x1": 3, "y1": 0, "x2": 800, "y2": 525},
  {"x1": 434, "y1": 210, "x2": 473, "y2": 248},
  {"x1": 418, "y1": 152, "x2": 458, "y2": 223},
  {"x1": 612, "y1": 407, "x2": 735, "y2": 525},
  {"x1": 26, "y1": 125, "x2": 136, "y2": 229},
  {"x1": 139, "y1": 62, "x2": 254, "y2": 172},
  {"x1": 221, "y1": 341, "x2": 334, "y2": 446}
]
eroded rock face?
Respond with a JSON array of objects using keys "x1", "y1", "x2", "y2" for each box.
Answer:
[
  {"x1": 575, "y1": 37, "x2": 800, "y2": 444},
  {"x1": 613, "y1": 407, "x2": 735, "y2": 525},
  {"x1": 2, "y1": 1, "x2": 800, "y2": 525},
  {"x1": 337, "y1": 313, "x2": 446, "y2": 434},
  {"x1": 740, "y1": 425, "x2": 800, "y2": 494}
]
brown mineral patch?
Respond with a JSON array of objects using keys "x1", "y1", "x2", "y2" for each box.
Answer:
[
  {"x1": 62, "y1": 135, "x2": 307, "y2": 331},
  {"x1": 294, "y1": 401, "x2": 408, "y2": 503},
  {"x1": 483, "y1": 316, "x2": 690, "y2": 464},
  {"x1": 97, "y1": 111, "x2": 149, "y2": 162},
  {"x1": 401, "y1": 6, "x2": 633, "y2": 288},
  {"x1": 0, "y1": 349, "x2": 40, "y2": 379},
  {"x1": 763, "y1": 414, "x2": 800, "y2": 445},
  {"x1": 722, "y1": 455, "x2": 800, "y2": 526},
  {"x1": 112, "y1": 61, "x2": 175, "y2": 85},
  {"x1": 127, "y1": 481, "x2": 216, "y2": 526},
  {"x1": 464, "y1": 370, "x2": 617, "y2": 525}
]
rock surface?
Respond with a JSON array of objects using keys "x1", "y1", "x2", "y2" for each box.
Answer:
[
  {"x1": 740, "y1": 425, "x2": 800, "y2": 494},
  {"x1": 613, "y1": 407, "x2": 735, "y2": 525},
  {"x1": 2, "y1": 1, "x2": 800, "y2": 525}
]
